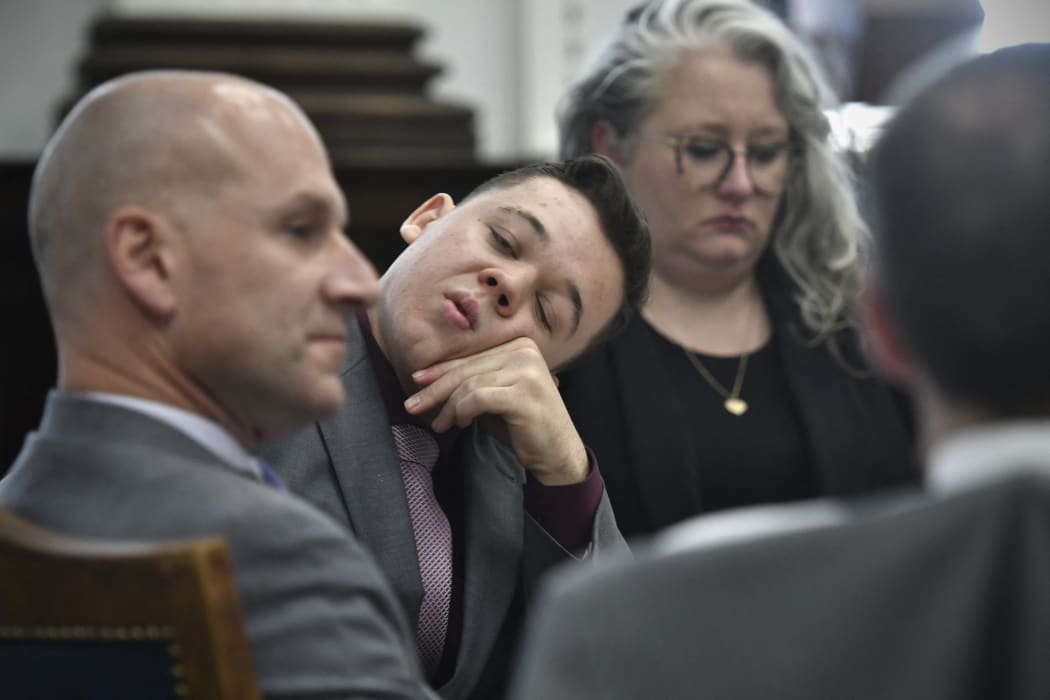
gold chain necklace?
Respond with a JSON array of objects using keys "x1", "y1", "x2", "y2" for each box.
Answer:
[{"x1": 683, "y1": 348, "x2": 749, "y2": 416}]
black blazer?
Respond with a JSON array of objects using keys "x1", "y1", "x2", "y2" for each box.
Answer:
[{"x1": 560, "y1": 269, "x2": 918, "y2": 538}]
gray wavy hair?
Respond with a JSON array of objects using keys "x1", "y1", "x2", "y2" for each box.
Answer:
[{"x1": 558, "y1": 0, "x2": 867, "y2": 340}]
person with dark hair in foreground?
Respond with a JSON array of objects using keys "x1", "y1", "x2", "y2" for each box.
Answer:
[
  {"x1": 511, "y1": 42, "x2": 1050, "y2": 700},
  {"x1": 0, "y1": 70, "x2": 442, "y2": 697},
  {"x1": 264, "y1": 154, "x2": 650, "y2": 699}
]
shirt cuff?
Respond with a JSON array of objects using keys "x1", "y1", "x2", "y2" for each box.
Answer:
[{"x1": 523, "y1": 446, "x2": 603, "y2": 553}]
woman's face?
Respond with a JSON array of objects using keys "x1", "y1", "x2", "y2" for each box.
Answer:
[{"x1": 609, "y1": 48, "x2": 791, "y2": 294}]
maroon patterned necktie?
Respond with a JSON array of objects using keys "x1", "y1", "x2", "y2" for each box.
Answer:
[{"x1": 391, "y1": 424, "x2": 452, "y2": 678}]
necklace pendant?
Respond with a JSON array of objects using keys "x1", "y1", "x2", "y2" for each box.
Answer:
[{"x1": 724, "y1": 398, "x2": 748, "y2": 416}]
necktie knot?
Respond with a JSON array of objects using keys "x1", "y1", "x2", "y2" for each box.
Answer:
[{"x1": 391, "y1": 424, "x2": 440, "y2": 473}]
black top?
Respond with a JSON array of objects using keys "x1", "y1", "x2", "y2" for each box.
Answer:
[
  {"x1": 559, "y1": 261, "x2": 918, "y2": 540},
  {"x1": 645, "y1": 323, "x2": 816, "y2": 513}
]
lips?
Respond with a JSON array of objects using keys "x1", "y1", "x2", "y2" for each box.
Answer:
[
  {"x1": 442, "y1": 292, "x2": 478, "y2": 331},
  {"x1": 308, "y1": 330, "x2": 348, "y2": 355},
  {"x1": 308, "y1": 329, "x2": 349, "y2": 368},
  {"x1": 310, "y1": 332, "x2": 347, "y2": 344},
  {"x1": 706, "y1": 215, "x2": 752, "y2": 232}
]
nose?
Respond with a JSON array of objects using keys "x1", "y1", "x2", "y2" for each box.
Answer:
[
  {"x1": 715, "y1": 149, "x2": 755, "y2": 200},
  {"x1": 481, "y1": 266, "x2": 534, "y2": 319},
  {"x1": 325, "y1": 234, "x2": 381, "y2": 309}
]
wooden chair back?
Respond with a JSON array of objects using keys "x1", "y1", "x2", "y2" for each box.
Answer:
[{"x1": 0, "y1": 508, "x2": 260, "y2": 699}]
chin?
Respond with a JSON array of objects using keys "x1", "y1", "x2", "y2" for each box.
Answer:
[
  {"x1": 310, "y1": 382, "x2": 347, "y2": 417},
  {"x1": 259, "y1": 392, "x2": 344, "y2": 443},
  {"x1": 290, "y1": 379, "x2": 347, "y2": 418}
]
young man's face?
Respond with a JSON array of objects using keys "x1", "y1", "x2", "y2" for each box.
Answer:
[{"x1": 373, "y1": 176, "x2": 624, "y2": 383}]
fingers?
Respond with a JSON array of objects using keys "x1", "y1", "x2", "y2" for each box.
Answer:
[
  {"x1": 404, "y1": 359, "x2": 514, "y2": 420},
  {"x1": 404, "y1": 338, "x2": 553, "y2": 422},
  {"x1": 411, "y1": 337, "x2": 541, "y2": 387},
  {"x1": 402, "y1": 337, "x2": 587, "y2": 482},
  {"x1": 431, "y1": 384, "x2": 526, "y2": 433}
]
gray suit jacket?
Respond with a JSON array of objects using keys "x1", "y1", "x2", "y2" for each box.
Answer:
[
  {"x1": 0, "y1": 393, "x2": 438, "y2": 700},
  {"x1": 264, "y1": 322, "x2": 628, "y2": 700},
  {"x1": 511, "y1": 473, "x2": 1050, "y2": 700}
]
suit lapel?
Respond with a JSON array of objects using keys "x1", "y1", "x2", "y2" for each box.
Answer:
[
  {"x1": 316, "y1": 324, "x2": 425, "y2": 620},
  {"x1": 759, "y1": 263, "x2": 876, "y2": 494},
  {"x1": 440, "y1": 426, "x2": 524, "y2": 698},
  {"x1": 777, "y1": 326, "x2": 880, "y2": 493}
]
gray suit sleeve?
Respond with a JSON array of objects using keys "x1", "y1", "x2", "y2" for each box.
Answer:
[
  {"x1": 522, "y1": 488, "x2": 630, "y2": 599},
  {"x1": 508, "y1": 560, "x2": 616, "y2": 700},
  {"x1": 226, "y1": 493, "x2": 438, "y2": 699}
]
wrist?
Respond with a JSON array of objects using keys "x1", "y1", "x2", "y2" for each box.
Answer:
[{"x1": 529, "y1": 440, "x2": 589, "y2": 486}]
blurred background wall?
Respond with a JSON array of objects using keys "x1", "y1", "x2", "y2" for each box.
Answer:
[
  {"x1": 5, "y1": 0, "x2": 1043, "y2": 164},
  {"x1": 0, "y1": 0, "x2": 643, "y2": 162}
]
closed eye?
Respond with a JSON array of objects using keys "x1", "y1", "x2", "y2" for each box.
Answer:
[
  {"x1": 287, "y1": 222, "x2": 321, "y2": 240},
  {"x1": 748, "y1": 143, "x2": 789, "y2": 166},
  {"x1": 536, "y1": 295, "x2": 553, "y2": 334},
  {"x1": 682, "y1": 140, "x2": 724, "y2": 163},
  {"x1": 489, "y1": 227, "x2": 518, "y2": 259}
]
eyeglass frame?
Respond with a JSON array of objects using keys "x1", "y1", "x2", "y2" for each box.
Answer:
[{"x1": 656, "y1": 133, "x2": 797, "y2": 197}]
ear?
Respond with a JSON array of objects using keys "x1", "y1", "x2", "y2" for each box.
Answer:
[
  {"x1": 862, "y1": 282, "x2": 913, "y2": 384},
  {"x1": 105, "y1": 205, "x2": 178, "y2": 319},
  {"x1": 591, "y1": 120, "x2": 627, "y2": 165},
  {"x1": 400, "y1": 193, "x2": 455, "y2": 245}
]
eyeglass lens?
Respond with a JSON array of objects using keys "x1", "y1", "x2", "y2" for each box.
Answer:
[{"x1": 675, "y1": 139, "x2": 789, "y2": 194}]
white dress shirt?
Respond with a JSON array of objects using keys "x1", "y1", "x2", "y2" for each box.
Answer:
[{"x1": 928, "y1": 419, "x2": 1050, "y2": 495}]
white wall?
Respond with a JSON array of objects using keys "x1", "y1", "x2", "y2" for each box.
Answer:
[
  {"x1": 977, "y1": 0, "x2": 1050, "y2": 52},
  {"x1": 2, "y1": 0, "x2": 1041, "y2": 162},
  {"x1": 0, "y1": 0, "x2": 637, "y2": 162},
  {"x1": 0, "y1": 0, "x2": 110, "y2": 159}
]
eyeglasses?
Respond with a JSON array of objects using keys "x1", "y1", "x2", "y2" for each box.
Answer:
[{"x1": 657, "y1": 134, "x2": 793, "y2": 196}]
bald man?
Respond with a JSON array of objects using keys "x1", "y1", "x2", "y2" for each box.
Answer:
[{"x1": 0, "y1": 70, "x2": 438, "y2": 698}]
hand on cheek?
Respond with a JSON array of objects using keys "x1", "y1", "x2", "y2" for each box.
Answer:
[{"x1": 405, "y1": 337, "x2": 589, "y2": 485}]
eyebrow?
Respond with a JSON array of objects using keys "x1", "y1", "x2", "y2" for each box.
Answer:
[
  {"x1": 567, "y1": 281, "x2": 583, "y2": 335},
  {"x1": 697, "y1": 128, "x2": 789, "y2": 143},
  {"x1": 281, "y1": 190, "x2": 348, "y2": 229},
  {"x1": 497, "y1": 205, "x2": 583, "y2": 335},
  {"x1": 499, "y1": 205, "x2": 548, "y2": 243}
]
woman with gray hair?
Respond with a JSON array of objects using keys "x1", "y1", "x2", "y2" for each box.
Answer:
[{"x1": 558, "y1": 0, "x2": 916, "y2": 538}]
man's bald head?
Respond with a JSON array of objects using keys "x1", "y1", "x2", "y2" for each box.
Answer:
[{"x1": 29, "y1": 70, "x2": 324, "y2": 330}]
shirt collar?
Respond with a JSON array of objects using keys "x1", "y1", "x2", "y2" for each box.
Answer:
[
  {"x1": 76, "y1": 391, "x2": 263, "y2": 480},
  {"x1": 356, "y1": 312, "x2": 459, "y2": 454},
  {"x1": 927, "y1": 419, "x2": 1050, "y2": 495},
  {"x1": 356, "y1": 311, "x2": 415, "y2": 426}
]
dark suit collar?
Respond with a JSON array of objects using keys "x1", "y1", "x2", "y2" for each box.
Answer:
[
  {"x1": 316, "y1": 322, "x2": 424, "y2": 619},
  {"x1": 319, "y1": 323, "x2": 527, "y2": 695},
  {"x1": 356, "y1": 311, "x2": 415, "y2": 426},
  {"x1": 355, "y1": 312, "x2": 458, "y2": 454}
]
